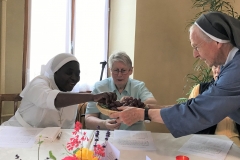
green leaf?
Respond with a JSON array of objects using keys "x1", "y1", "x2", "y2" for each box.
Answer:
[
  {"x1": 73, "y1": 148, "x2": 80, "y2": 154},
  {"x1": 38, "y1": 141, "x2": 44, "y2": 145},
  {"x1": 176, "y1": 98, "x2": 188, "y2": 104},
  {"x1": 49, "y1": 151, "x2": 57, "y2": 160}
]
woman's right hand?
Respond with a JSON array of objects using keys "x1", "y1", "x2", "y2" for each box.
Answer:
[
  {"x1": 93, "y1": 92, "x2": 117, "y2": 104},
  {"x1": 103, "y1": 119, "x2": 121, "y2": 130}
]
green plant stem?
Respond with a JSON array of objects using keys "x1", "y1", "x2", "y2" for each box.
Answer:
[
  {"x1": 38, "y1": 145, "x2": 40, "y2": 160},
  {"x1": 37, "y1": 137, "x2": 43, "y2": 160}
]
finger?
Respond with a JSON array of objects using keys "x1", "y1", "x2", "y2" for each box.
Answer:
[
  {"x1": 108, "y1": 119, "x2": 117, "y2": 124},
  {"x1": 116, "y1": 106, "x2": 127, "y2": 111},
  {"x1": 115, "y1": 119, "x2": 121, "y2": 124},
  {"x1": 109, "y1": 112, "x2": 120, "y2": 118},
  {"x1": 114, "y1": 124, "x2": 121, "y2": 129},
  {"x1": 109, "y1": 122, "x2": 120, "y2": 127},
  {"x1": 115, "y1": 117, "x2": 122, "y2": 123}
]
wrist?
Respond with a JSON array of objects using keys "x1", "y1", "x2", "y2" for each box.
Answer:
[
  {"x1": 101, "y1": 120, "x2": 106, "y2": 129},
  {"x1": 144, "y1": 107, "x2": 151, "y2": 123},
  {"x1": 137, "y1": 108, "x2": 145, "y2": 121}
]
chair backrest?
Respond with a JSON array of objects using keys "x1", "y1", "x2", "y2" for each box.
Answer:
[
  {"x1": 76, "y1": 102, "x2": 87, "y2": 129},
  {"x1": 0, "y1": 93, "x2": 22, "y2": 124}
]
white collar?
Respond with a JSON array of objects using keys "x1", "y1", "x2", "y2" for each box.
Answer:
[{"x1": 224, "y1": 47, "x2": 239, "y2": 66}]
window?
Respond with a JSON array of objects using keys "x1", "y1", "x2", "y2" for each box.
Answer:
[{"x1": 26, "y1": 0, "x2": 109, "y2": 91}]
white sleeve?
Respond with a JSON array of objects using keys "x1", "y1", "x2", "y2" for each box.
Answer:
[{"x1": 22, "y1": 78, "x2": 60, "y2": 110}]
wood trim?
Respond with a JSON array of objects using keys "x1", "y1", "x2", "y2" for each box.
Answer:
[
  {"x1": 71, "y1": 0, "x2": 75, "y2": 54},
  {"x1": 0, "y1": 0, "x2": 7, "y2": 93},
  {"x1": 0, "y1": 94, "x2": 22, "y2": 124},
  {"x1": 22, "y1": 0, "x2": 30, "y2": 89},
  {"x1": 107, "y1": 0, "x2": 111, "y2": 77}
]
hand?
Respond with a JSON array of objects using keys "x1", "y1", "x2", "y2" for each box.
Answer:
[
  {"x1": 93, "y1": 92, "x2": 117, "y2": 104},
  {"x1": 104, "y1": 119, "x2": 121, "y2": 130},
  {"x1": 109, "y1": 106, "x2": 144, "y2": 126}
]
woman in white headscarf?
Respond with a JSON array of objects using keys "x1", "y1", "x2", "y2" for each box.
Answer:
[{"x1": 2, "y1": 53, "x2": 116, "y2": 129}]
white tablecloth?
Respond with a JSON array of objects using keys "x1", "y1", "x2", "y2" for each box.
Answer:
[{"x1": 0, "y1": 129, "x2": 240, "y2": 160}]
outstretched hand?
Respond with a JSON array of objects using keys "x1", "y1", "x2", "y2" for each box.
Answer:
[
  {"x1": 93, "y1": 92, "x2": 117, "y2": 104},
  {"x1": 109, "y1": 106, "x2": 144, "y2": 126}
]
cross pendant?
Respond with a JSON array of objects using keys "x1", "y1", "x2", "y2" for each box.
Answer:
[{"x1": 58, "y1": 117, "x2": 62, "y2": 124}]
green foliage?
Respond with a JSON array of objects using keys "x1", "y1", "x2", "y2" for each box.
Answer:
[
  {"x1": 49, "y1": 151, "x2": 57, "y2": 160},
  {"x1": 187, "y1": 0, "x2": 240, "y2": 28},
  {"x1": 177, "y1": 60, "x2": 213, "y2": 103},
  {"x1": 186, "y1": 60, "x2": 213, "y2": 85},
  {"x1": 37, "y1": 136, "x2": 44, "y2": 160}
]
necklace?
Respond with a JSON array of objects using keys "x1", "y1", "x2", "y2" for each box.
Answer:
[{"x1": 58, "y1": 108, "x2": 63, "y2": 125}]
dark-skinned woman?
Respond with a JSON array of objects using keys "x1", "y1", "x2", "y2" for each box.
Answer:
[{"x1": 2, "y1": 53, "x2": 116, "y2": 129}]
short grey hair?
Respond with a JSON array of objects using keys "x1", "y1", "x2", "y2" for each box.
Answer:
[
  {"x1": 108, "y1": 51, "x2": 132, "y2": 69},
  {"x1": 189, "y1": 24, "x2": 213, "y2": 43}
]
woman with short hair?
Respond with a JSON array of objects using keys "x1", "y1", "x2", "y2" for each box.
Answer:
[{"x1": 85, "y1": 51, "x2": 157, "y2": 130}]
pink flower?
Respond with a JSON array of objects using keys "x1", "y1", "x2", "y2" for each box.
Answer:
[
  {"x1": 94, "y1": 144, "x2": 105, "y2": 157},
  {"x1": 62, "y1": 155, "x2": 78, "y2": 160},
  {"x1": 63, "y1": 121, "x2": 107, "y2": 160}
]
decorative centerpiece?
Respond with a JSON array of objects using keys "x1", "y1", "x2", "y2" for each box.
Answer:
[{"x1": 60, "y1": 122, "x2": 110, "y2": 160}]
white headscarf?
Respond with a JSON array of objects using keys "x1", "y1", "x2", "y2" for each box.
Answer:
[
  {"x1": 21, "y1": 53, "x2": 78, "y2": 97},
  {"x1": 41, "y1": 53, "x2": 78, "y2": 79}
]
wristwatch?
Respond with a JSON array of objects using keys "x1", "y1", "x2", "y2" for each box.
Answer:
[{"x1": 144, "y1": 107, "x2": 151, "y2": 123}]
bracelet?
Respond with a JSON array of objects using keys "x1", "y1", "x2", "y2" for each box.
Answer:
[{"x1": 102, "y1": 120, "x2": 106, "y2": 128}]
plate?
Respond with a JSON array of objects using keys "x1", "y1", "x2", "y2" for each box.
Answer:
[{"x1": 96, "y1": 103, "x2": 119, "y2": 116}]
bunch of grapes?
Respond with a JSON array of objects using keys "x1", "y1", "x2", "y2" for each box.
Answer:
[{"x1": 106, "y1": 97, "x2": 145, "y2": 111}]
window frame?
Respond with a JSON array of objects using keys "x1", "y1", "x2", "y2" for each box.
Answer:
[{"x1": 22, "y1": 0, "x2": 110, "y2": 90}]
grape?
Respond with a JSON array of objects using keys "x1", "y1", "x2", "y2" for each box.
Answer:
[
  {"x1": 109, "y1": 103, "x2": 115, "y2": 107},
  {"x1": 101, "y1": 97, "x2": 146, "y2": 111}
]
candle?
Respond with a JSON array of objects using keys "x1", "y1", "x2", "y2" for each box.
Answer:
[{"x1": 176, "y1": 155, "x2": 189, "y2": 160}]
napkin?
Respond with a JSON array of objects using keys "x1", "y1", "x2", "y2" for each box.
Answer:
[{"x1": 36, "y1": 127, "x2": 61, "y2": 142}]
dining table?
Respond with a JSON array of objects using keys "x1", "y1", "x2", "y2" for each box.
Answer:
[{"x1": 0, "y1": 128, "x2": 240, "y2": 160}]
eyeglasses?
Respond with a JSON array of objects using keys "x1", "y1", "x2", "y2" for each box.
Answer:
[
  {"x1": 192, "y1": 41, "x2": 204, "y2": 52},
  {"x1": 111, "y1": 69, "x2": 130, "y2": 75}
]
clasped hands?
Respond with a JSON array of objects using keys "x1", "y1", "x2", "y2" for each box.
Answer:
[
  {"x1": 104, "y1": 119, "x2": 121, "y2": 131},
  {"x1": 109, "y1": 96, "x2": 145, "y2": 126},
  {"x1": 109, "y1": 106, "x2": 144, "y2": 126}
]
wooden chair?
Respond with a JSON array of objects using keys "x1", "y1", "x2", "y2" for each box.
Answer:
[
  {"x1": 0, "y1": 93, "x2": 22, "y2": 124},
  {"x1": 76, "y1": 102, "x2": 88, "y2": 129},
  {"x1": 75, "y1": 91, "x2": 91, "y2": 129}
]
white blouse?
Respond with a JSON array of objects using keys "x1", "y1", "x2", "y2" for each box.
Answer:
[{"x1": 2, "y1": 76, "x2": 78, "y2": 129}]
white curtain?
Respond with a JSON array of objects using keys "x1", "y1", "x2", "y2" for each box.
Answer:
[
  {"x1": 29, "y1": 0, "x2": 71, "y2": 82},
  {"x1": 73, "y1": 0, "x2": 109, "y2": 92},
  {"x1": 29, "y1": 0, "x2": 108, "y2": 92}
]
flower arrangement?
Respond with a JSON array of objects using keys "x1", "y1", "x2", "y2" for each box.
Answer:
[
  {"x1": 61, "y1": 121, "x2": 110, "y2": 160},
  {"x1": 15, "y1": 121, "x2": 111, "y2": 160}
]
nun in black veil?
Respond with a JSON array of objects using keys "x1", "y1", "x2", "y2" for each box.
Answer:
[{"x1": 110, "y1": 11, "x2": 240, "y2": 139}]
